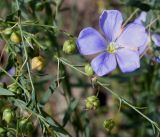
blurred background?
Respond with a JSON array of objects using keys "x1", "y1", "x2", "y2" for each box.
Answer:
[{"x1": 0, "y1": 0, "x2": 160, "y2": 137}]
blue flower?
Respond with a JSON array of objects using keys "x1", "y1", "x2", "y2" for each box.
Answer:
[
  {"x1": 152, "y1": 33, "x2": 160, "y2": 47},
  {"x1": 77, "y1": 10, "x2": 148, "y2": 76}
]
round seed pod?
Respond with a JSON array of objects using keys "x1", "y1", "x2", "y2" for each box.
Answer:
[
  {"x1": 86, "y1": 95, "x2": 100, "y2": 110},
  {"x1": 19, "y1": 118, "x2": 28, "y2": 131},
  {"x1": 8, "y1": 83, "x2": 21, "y2": 95},
  {"x1": 31, "y1": 56, "x2": 45, "y2": 71},
  {"x1": 84, "y1": 64, "x2": 94, "y2": 76},
  {"x1": 10, "y1": 32, "x2": 21, "y2": 44},
  {"x1": 2, "y1": 108, "x2": 15, "y2": 124},
  {"x1": 3, "y1": 28, "x2": 12, "y2": 35},
  {"x1": 63, "y1": 38, "x2": 76, "y2": 54},
  {"x1": 103, "y1": 119, "x2": 115, "y2": 132},
  {"x1": 0, "y1": 127, "x2": 6, "y2": 137},
  {"x1": 19, "y1": 118, "x2": 33, "y2": 134}
]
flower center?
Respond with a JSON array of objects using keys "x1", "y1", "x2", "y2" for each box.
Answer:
[{"x1": 106, "y1": 42, "x2": 116, "y2": 53}]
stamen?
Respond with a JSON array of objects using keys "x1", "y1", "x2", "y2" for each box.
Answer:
[{"x1": 106, "y1": 42, "x2": 116, "y2": 53}]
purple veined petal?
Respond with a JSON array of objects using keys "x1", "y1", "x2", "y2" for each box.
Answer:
[
  {"x1": 99, "y1": 10, "x2": 123, "y2": 42},
  {"x1": 138, "y1": 34, "x2": 150, "y2": 55},
  {"x1": 138, "y1": 44, "x2": 147, "y2": 55},
  {"x1": 152, "y1": 33, "x2": 160, "y2": 47},
  {"x1": 116, "y1": 23, "x2": 147, "y2": 48},
  {"x1": 134, "y1": 12, "x2": 147, "y2": 25},
  {"x1": 116, "y1": 48, "x2": 140, "y2": 73},
  {"x1": 77, "y1": 27, "x2": 107, "y2": 55},
  {"x1": 91, "y1": 52, "x2": 117, "y2": 76}
]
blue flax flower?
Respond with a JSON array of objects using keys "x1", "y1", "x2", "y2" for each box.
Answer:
[
  {"x1": 77, "y1": 10, "x2": 148, "y2": 76},
  {"x1": 135, "y1": 12, "x2": 160, "y2": 63},
  {"x1": 152, "y1": 33, "x2": 160, "y2": 47}
]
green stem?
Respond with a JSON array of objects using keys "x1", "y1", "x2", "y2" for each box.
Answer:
[
  {"x1": 0, "y1": 66, "x2": 30, "y2": 99},
  {"x1": 57, "y1": 57, "x2": 160, "y2": 134},
  {"x1": 16, "y1": 0, "x2": 36, "y2": 103}
]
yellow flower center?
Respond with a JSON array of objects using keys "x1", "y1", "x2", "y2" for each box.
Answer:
[{"x1": 106, "y1": 42, "x2": 116, "y2": 53}]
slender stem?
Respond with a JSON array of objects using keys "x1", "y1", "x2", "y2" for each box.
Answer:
[
  {"x1": 122, "y1": 8, "x2": 139, "y2": 27},
  {"x1": 146, "y1": 16, "x2": 160, "y2": 29},
  {"x1": 6, "y1": 21, "x2": 73, "y2": 37},
  {"x1": 57, "y1": 57, "x2": 160, "y2": 133},
  {"x1": 0, "y1": 66, "x2": 30, "y2": 99},
  {"x1": 16, "y1": 0, "x2": 36, "y2": 102}
]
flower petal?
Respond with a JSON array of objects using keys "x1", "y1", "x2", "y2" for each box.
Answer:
[
  {"x1": 152, "y1": 33, "x2": 160, "y2": 47},
  {"x1": 117, "y1": 23, "x2": 147, "y2": 48},
  {"x1": 99, "y1": 10, "x2": 123, "y2": 42},
  {"x1": 77, "y1": 27, "x2": 106, "y2": 55},
  {"x1": 138, "y1": 34, "x2": 150, "y2": 55},
  {"x1": 116, "y1": 48, "x2": 140, "y2": 73},
  {"x1": 91, "y1": 52, "x2": 117, "y2": 76},
  {"x1": 139, "y1": 44, "x2": 147, "y2": 55},
  {"x1": 134, "y1": 12, "x2": 147, "y2": 25}
]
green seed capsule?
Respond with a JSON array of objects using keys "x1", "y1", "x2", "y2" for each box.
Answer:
[
  {"x1": 0, "y1": 127, "x2": 6, "y2": 134},
  {"x1": 8, "y1": 83, "x2": 21, "y2": 95},
  {"x1": 19, "y1": 119, "x2": 33, "y2": 133},
  {"x1": 3, "y1": 28, "x2": 12, "y2": 35},
  {"x1": 2, "y1": 108, "x2": 14, "y2": 124},
  {"x1": 84, "y1": 64, "x2": 94, "y2": 76},
  {"x1": 19, "y1": 118, "x2": 28, "y2": 132},
  {"x1": 31, "y1": 56, "x2": 45, "y2": 71},
  {"x1": 86, "y1": 96, "x2": 100, "y2": 110},
  {"x1": 0, "y1": 127, "x2": 6, "y2": 137},
  {"x1": 86, "y1": 101, "x2": 93, "y2": 110},
  {"x1": 10, "y1": 32, "x2": 21, "y2": 44},
  {"x1": 93, "y1": 101, "x2": 100, "y2": 109},
  {"x1": 19, "y1": 118, "x2": 27, "y2": 127},
  {"x1": 87, "y1": 95, "x2": 97, "y2": 102},
  {"x1": 103, "y1": 119, "x2": 115, "y2": 132},
  {"x1": 63, "y1": 39, "x2": 76, "y2": 54}
]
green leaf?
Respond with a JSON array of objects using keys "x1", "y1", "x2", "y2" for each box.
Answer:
[
  {"x1": 14, "y1": 99, "x2": 71, "y2": 137},
  {"x1": 40, "y1": 80, "x2": 57, "y2": 105},
  {"x1": 63, "y1": 98, "x2": 79, "y2": 127},
  {"x1": 45, "y1": 117, "x2": 71, "y2": 137},
  {"x1": 83, "y1": 126, "x2": 90, "y2": 137},
  {"x1": 0, "y1": 87, "x2": 15, "y2": 96}
]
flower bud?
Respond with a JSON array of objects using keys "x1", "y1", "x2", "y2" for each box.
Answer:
[
  {"x1": 103, "y1": 119, "x2": 115, "y2": 132},
  {"x1": 86, "y1": 96, "x2": 100, "y2": 110},
  {"x1": 19, "y1": 118, "x2": 33, "y2": 133},
  {"x1": 0, "y1": 127, "x2": 6, "y2": 137},
  {"x1": 31, "y1": 56, "x2": 45, "y2": 71},
  {"x1": 3, "y1": 28, "x2": 12, "y2": 35},
  {"x1": 2, "y1": 108, "x2": 14, "y2": 124},
  {"x1": 8, "y1": 83, "x2": 21, "y2": 95},
  {"x1": 84, "y1": 64, "x2": 94, "y2": 76},
  {"x1": 63, "y1": 39, "x2": 76, "y2": 54},
  {"x1": 10, "y1": 32, "x2": 21, "y2": 44}
]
